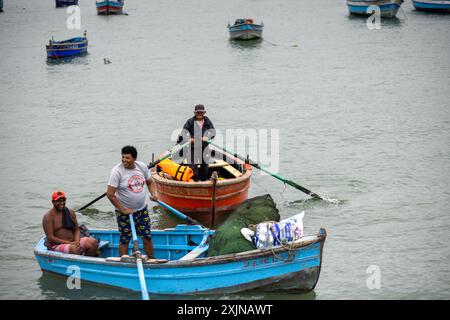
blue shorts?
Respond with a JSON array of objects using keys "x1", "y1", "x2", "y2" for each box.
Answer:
[{"x1": 115, "y1": 206, "x2": 152, "y2": 245}]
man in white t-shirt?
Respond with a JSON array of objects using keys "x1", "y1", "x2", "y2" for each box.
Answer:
[{"x1": 107, "y1": 145, "x2": 158, "y2": 258}]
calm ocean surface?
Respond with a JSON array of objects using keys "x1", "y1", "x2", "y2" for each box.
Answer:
[{"x1": 0, "y1": 0, "x2": 449, "y2": 300}]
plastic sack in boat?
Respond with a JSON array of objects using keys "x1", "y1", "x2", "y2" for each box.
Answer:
[{"x1": 241, "y1": 211, "x2": 304, "y2": 249}]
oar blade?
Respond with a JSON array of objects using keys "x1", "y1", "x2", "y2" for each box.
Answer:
[{"x1": 208, "y1": 141, "x2": 332, "y2": 202}]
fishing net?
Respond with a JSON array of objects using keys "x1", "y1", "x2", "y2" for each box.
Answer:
[{"x1": 207, "y1": 194, "x2": 280, "y2": 257}]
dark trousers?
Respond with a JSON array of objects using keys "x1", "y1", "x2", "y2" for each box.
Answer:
[
  {"x1": 187, "y1": 143, "x2": 212, "y2": 181},
  {"x1": 191, "y1": 163, "x2": 209, "y2": 182}
]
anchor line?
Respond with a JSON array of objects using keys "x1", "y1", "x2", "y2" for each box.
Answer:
[
  {"x1": 250, "y1": 175, "x2": 270, "y2": 194},
  {"x1": 271, "y1": 225, "x2": 296, "y2": 262}
]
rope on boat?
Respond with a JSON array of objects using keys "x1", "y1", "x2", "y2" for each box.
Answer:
[
  {"x1": 268, "y1": 223, "x2": 296, "y2": 262},
  {"x1": 248, "y1": 221, "x2": 296, "y2": 262}
]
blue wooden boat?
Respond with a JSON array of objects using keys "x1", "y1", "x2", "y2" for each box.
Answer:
[
  {"x1": 96, "y1": 0, "x2": 124, "y2": 15},
  {"x1": 412, "y1": 0, "x2": 450, "y2": 12},
  {"x1": 227, "y1": 18, "x2": 264, "y2": 40},
  {"x1": 46, "y1": 32, "x2": 88, "y2": 59},
  {"x1": 0, "y1": 0, "x2": 3, "y2": 12},
  {"x1": 346, "y1": 0, "x2": 404, "y2": 18},
  {"x1": 34, "y1": 224, "x2": 327, "y2": 296},
  {"x1": 55, "y1": 0, "x2": 78, "y2": 7}
]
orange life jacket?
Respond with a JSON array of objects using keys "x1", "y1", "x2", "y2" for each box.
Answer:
[{"x1": 157, "y1": 159, "x2": 194, "y2": 182}]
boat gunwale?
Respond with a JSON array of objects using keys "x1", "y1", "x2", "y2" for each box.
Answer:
[
  {"x1": 151, "y1": 146, "x2": 252, "y2": 188},
  {"x1": 47, "y1": 41, "x2": 87, "y2": 47},
  {"x1": 46, "y1": 47, "x2": 88, "y2": 52},
  {"x1": 346, "y1": 0, "x2": 402, "y2": 4},
  {"x1": 151, "y1": 166, "x2": 251, "y2": 188},
  {"x1": 34, "y1": 229, "x2": 326, "y2": 269},
  {"x1": 229, "y1": 23, "x2": 263, "y2": 28},
  {"x1": 229, "y1": 25, "x2": 263, "y2": 28},
  {"x1": 229, "y1": 29, "x2": 263, "y2": 33}
]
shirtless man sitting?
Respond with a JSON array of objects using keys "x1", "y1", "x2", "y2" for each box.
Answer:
[{"x1": 43, "y1": 190, "x2": 98, "y2": 256}]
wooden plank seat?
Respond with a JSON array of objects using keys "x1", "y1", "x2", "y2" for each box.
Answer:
[
  {"x1": 209, "y1": 160, "x2": 242, "y2": 178},
  {"x1": 105, "y1": 255, "x2": 168, "y2": 264},
  {"x1": 179, "y1": 233, "x2": 210, "y2": 261}
]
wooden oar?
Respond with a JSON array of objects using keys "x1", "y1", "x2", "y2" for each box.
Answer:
[
  {"x1": 78, "y1": 142, "x2": 190, "y2": 212},
  {"x1": 208, "y1": 141, "x2": 326, "y2": 201},
  {"x1": 156, "y1": 199, "x2": 204, "y2": 227},
  {"x1": 128, "y1": 214, "x2": 150, "y2": 300}
]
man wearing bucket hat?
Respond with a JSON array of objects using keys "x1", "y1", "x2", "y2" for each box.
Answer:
[
  {"x1": 177, "y1": 104, "x2": 216, "y2": 181},
  {"x1": 42, "y1": 190, "x2": 99, "y2": 256}
]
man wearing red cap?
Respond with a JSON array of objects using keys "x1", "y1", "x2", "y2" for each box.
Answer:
[{"x1": 42, "y1": 190, "x2": 98, "y2": 256}]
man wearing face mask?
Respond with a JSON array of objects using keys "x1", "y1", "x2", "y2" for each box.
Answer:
[{"x1": 176, "y1": 104, "x2": 216, "y2": 181}]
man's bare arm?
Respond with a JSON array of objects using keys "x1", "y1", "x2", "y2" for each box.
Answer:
[
  {"x1": 147, "y1": 178, "x2": 158, "y2": 201},
  {"x1": 106, "y1": 185, "x2": 133, "y2": 214}
]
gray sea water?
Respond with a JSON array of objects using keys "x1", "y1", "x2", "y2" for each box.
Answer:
[{"x1": 0, "y1": 0, "x2": 449, "y2": 300}]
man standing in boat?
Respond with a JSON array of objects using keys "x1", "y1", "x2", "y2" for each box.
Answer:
[
  {"x1": 42, "y1": 191, "x2": 99, "y2": 256},
  {"x1": 107, "y1": 146, "x2": 158, "y2": 258},
  {"x1": 177, "y1": 104, "x2": 216, "y2": 181}
]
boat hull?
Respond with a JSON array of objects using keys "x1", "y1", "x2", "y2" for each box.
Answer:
[
  {"x1": 412, "y1": 0, "x2": 450, "y2": 12},
  {"x1": 228, "y1": 23, "x2": 263, "y2": 40},
  {"x1": 34, "y1": 226, "x2": 327, "y2": 296},
  {"x1": 55, "y1": 0, "x2": 78, "y2": 7},
  {"x1": 151, "y1": 165, "x2": 251, "y2": 226},
  {"x1": 347, "y1": 0, "x2": 403, "y2": 18},
  {"x1": 46, "y1": 38, "x2": 88, "y2": 59},
  {"x1": 96, "y1": 1, "x2": 124, "y2": 15}
]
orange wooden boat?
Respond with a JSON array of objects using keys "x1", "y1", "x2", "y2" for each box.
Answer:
[{"x1": 151, "y1": 147, "x2": 252, "y2": 227}]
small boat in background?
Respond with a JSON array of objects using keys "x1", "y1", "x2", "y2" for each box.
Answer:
[
  {"x1": 55, "y1": 0, "x2": 78, "y2": 7},
  {"x1": 46, "y1": 31, "x2": 88, "y2": 59},
  {"x1": 34, "y1": 224, "x2": 327, "y2": 296},
  {"x1": 346, "y1": 0, "x2": 404, "y2": 18},
  {"x1": 412, "y1": 0, "x2": 450, "y2": 12},
  {"x1": 96, "y1": 0, "x2": 124, "y2": 15},
  {"x1": 227, "y1": 18, "x2": 264, "y2": 40},
  {"x1": 0, "y1": 0, "x2": 4, "y2": 12}
]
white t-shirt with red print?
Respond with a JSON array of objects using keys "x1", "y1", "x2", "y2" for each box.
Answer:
[{"x1": 108, "y1": 161, "x2": 150, "y2": 211}]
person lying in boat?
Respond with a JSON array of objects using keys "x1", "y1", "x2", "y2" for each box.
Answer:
[
  {"x1": 176, "y1": 104, "x2": 216, "y2": 181},
  {"x1": 42, "y1": 191, "x2": 98, "y2": 256}
]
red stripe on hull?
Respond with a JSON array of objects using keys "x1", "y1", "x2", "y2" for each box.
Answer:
[{"x1": 96, "y1": 5, "x2": 123, "y2": 15}]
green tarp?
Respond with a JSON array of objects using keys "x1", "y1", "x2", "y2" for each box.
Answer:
[{"x1": 207, "y1": 194, "x2": 280, "y2": 257}]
